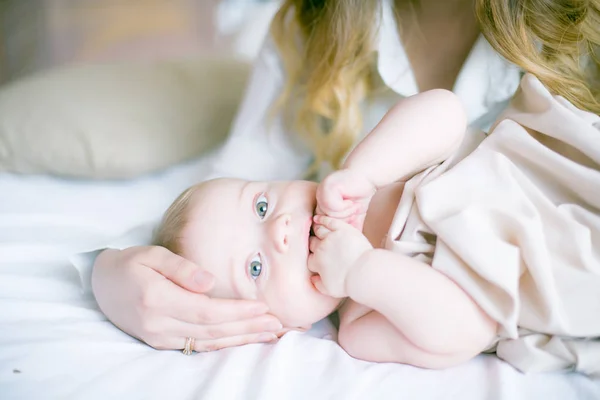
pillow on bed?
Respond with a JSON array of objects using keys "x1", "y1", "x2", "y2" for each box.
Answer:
[{"x1": 0, "y1": 58, "x2": 250, "y2": 179}]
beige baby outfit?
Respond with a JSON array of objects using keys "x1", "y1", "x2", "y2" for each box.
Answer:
[{"x1": 385, "y1": 74, "x2": 600, "y2": 376}]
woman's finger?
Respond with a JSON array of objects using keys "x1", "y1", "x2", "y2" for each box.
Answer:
[
  {"x1": 165, "y1": 333, "x2": 278, "y2": 353},
  {"x1": 137, "y1": 246, "x2": 216, "y2": 293},
  {"x1": 193, "y1": 333, "x2": 278, "y2": 352},
  {"x1": 158, "y1": 282, "x2": 270, "y2": 325},
  {"x1": 174, "y1": 315, "x2": 283, "y2": 340}
]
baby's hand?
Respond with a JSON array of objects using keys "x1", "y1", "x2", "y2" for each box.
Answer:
[
  {"x1": 316, "y1": 168, "x2": 376, "y2": 232},
  {"x1": 308, "y1": 215, "x2": 373, "y2": 298}
]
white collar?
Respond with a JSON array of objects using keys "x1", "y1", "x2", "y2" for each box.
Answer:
[{"x1": 376, "y1": 0, "x2": 521, "y2": 123}]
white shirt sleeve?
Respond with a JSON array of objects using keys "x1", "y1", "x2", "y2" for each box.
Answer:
[
  {"x1": 69, "y1": 223, "x2": 156, "y2": 294},
  {"x1": 206, "y1": 34, "x2": 313, "y2": 181}
]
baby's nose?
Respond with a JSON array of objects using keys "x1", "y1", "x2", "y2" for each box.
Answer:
[{"x1": 270, "y1": 214, "x2": 291, "y2": 253}]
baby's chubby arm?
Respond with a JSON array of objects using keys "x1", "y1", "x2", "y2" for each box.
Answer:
[
  {"x1": 317, "y1": 90, "x2": 466, "y2": 228},
  {"x1": 338, "y1": 249, "x2": 497, "y2": 368},
  {"x1": 344, "y1": 89, "x2": 467, "y2": 188}
]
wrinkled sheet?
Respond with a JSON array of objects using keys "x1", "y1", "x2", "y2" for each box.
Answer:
[
  {"x1": 1, "y1": 99, "x2": 599, "y2": 398},
  {"x1": 388, "y1": 73, "x2": 600, "y2": 376}
]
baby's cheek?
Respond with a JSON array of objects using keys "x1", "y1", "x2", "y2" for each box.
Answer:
[
  {"x1": 262, "y1": 287, "x2": 291, "y2": 315},
  {"x1": 259, "y1": 285, "x2": 302, "y2": 326},
  {"x1": 283, "y1": 288, "x2": 326, "y2": 327}
]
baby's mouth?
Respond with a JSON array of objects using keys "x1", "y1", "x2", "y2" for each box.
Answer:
[
  {"x1": 308, "y1": 225, "x2": 315, "y2": 255},
  {"x1": 308, "y1": 209, "x2": 316, "y2": 254},
  {"x1": 309, "y1": 204, "x2": 317, "y2": 239}
]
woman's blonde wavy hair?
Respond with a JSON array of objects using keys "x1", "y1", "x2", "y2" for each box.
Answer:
[{"x1": 270, "y1": 0, "x2": 600, "y2": 173}]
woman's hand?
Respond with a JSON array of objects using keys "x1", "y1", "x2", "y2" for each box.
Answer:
[
  {"x1": 316, "y1": 168, "x2": 376, "y2": 232},
  {"x1": 308, "y1": 215, "x2": 373, "y2": 298},
  {"x1": 91, "y1": 246, "x2": 283, "y2": 352}
]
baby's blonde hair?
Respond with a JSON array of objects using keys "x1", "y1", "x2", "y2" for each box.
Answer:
[{"x1": 153, "y1": 183, "x2": 204, "y2": 255}]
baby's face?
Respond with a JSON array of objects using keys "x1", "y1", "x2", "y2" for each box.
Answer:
[{"x1": 180, "y1": 178, "x2": 341, "y2": 329}]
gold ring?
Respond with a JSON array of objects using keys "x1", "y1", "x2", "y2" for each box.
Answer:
[{"x1": 183, "y1": 337, "x2": 195, "y2": 355}]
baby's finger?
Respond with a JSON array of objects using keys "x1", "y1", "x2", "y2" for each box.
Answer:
[
  {"x1": 349, "y1": 214, "x2": 363, "y2": 230},
  {"x1": 318, "y1": 187, "x2": 355, "y2": 217},
  {"x1": 322, "y1": 205, "x2": 358, "y2": 220},
  {"x1": 351, "y1": 213, "x2": 367, "y2": 231},
  {"x1": 315, "y1": 204, "x2": 325, "y2": 217},
  {"x1": 350, "y1": 199, "x2": 370, "y2": 216},
  {"x1": 314, "y1": 215, "x2": 348, "y2": 232},
  {"x1": 313, "y1": 223, "x2": 332, "y2": 240},
  {"x1": 309, "y1": 236, "x2": 320, "y2": 253},
  {"x1": 307, "y1": 253, "x2": 319, "y2": 273},
  {"x1": 321, "y1": 192, "x2": 356, "y2": 217}
]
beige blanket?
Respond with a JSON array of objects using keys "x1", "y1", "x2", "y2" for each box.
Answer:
[{"x1": 386, "y1": 74, "x2": 600, "y2": 376}]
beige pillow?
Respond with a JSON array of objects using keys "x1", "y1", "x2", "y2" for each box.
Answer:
[{"x1": 0, "y1": 58, "x2": 250, "y2": 179}]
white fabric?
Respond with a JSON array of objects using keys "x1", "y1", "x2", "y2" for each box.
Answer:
[
  {"x1": 2, "y1": 151, "x2": 599, "y2": 399},
  {"x1": 208, "y1": 0, "x2": 522, "y2": 182},
  {"x1": 384, "y1": 74, "x2": 600, "y2": 376}
]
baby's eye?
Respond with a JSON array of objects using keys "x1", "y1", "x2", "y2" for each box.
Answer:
[
  {"x1": 255, "y1": 193, "x2": 269, "y2": 219},
  {"x1": 249, "y1": 255, "x2": 263, "y2": 280}
]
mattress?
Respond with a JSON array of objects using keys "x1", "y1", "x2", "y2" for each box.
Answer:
[{"x1": 1, "y1": 151, "x2": 599, "y2": 400}]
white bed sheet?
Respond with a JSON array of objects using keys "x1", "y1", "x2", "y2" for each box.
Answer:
[{"x1": 1, "y1": 152, "x2": 599, "y2": 400}]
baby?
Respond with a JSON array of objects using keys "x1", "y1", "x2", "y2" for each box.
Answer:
[{"x1": 154, "y1": 89, "x2": 497, "y2": 369}]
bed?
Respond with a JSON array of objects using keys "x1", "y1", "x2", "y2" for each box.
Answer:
[
  {"x1": 1, "y1": 149, "x2": 599, "y2": 400},
  {"x1": 1, "y1": 1, "x2": 599, "y2": 398}
]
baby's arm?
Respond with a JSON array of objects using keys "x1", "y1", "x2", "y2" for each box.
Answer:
[
  {"x1": 345, "y1": 89, "x2": 466, "y2": 188},
  {"x1": 338, "y1": 249, "x2": 497, "y2": 368}
]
